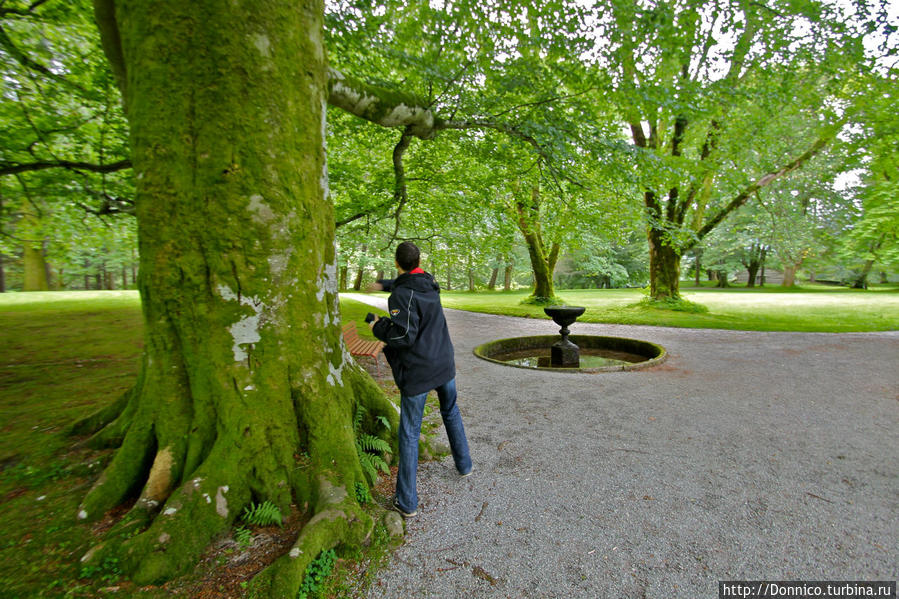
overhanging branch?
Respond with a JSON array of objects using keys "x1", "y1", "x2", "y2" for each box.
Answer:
[{"x1": 0, "y1": 159, "x2": 132, "y2": 176}]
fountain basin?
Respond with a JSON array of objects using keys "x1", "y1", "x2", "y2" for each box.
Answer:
[{"x1": 473, "y1": 335, "x2": 667, "y2": 373}]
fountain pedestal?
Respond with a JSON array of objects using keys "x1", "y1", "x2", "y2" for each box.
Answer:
[{"x1": 543, "y1": 306, "x2": 586, "y2": 367}]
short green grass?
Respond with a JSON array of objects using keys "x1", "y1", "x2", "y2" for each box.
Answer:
[
  {"x1": 439, "y1": 285, "x2": 899, "y2": 332},
  {"x1": 0, "y1": 292, "x2": 143, "y2": 598},
  {"x1": 0, "y1": 291, "x2": 390, "y2": 598}
]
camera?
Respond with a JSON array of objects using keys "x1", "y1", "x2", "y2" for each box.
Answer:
[{"x1": 364, "y1": 312, "x2": 376, "y2": 323}]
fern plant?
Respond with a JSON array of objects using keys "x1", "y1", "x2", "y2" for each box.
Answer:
[
  {"x1": 242, "y1": 500, "x2": 283, "y2": 527},
  {"x1": 234, "y1": 526, "x2": 253, "y2": 549},
  {"x1": 353, "y1": 405, "x2": 391, "y2": 485}
]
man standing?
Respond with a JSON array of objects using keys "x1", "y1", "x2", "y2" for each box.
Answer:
[{"x1": 370, "y1": 241, "x2": 472, "y2": 518}]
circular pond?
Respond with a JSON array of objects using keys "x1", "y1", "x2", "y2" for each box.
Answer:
[{"x1": 473, "y1": 335, "x2": 667, "y2": 373}]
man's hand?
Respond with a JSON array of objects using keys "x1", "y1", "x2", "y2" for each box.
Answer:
[
  {"x1": 366, "y1": 282, "x2": 384, "y2": 292},
  {"x1": 368, "y1": 316, "x2": 379, "y2": 329}
]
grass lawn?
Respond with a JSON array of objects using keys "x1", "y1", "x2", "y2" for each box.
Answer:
[
  {"x1": 439, "y1": 285, "x2": 899, "y2": 332},
  {"x1": 0, "y1": 291, "x2": 394, "y2": 598}
]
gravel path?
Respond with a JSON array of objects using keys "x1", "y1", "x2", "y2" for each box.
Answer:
[{"x1": 342, "y1": 294, "x2": 899, "y2": 599}]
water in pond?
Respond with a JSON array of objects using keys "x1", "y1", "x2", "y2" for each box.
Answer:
[{"x1": 493, "y1": 348, "x2": 647, "y2": 369}]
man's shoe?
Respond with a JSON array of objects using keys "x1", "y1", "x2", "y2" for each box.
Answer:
[
  {"x1": 391, "y1": 497, "x2": 417, "y2": 518},
  {"x1": 459, "y1": 467, "x2": 473, "y2": 478}
]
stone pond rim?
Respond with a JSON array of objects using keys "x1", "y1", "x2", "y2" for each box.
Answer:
[{"x1": 473, "y1": 335, "x2": 668, "y2": 373}]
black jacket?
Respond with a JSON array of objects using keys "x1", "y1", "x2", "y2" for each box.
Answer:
[{"x1": 371, "y1": 271, "x2": 455, "y2": 395}]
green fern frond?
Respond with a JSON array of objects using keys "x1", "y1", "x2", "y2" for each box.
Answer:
[
  {"x1": 242, "y1": 500, "x2": 282, "y2": 527},
  {"x1": 375, "y1": 415, "x2": 391, "y2": 431},
  {"x1": 358, "y1": 452, "x2": 379, "y2": 485},
  {"x1": 353, "y1": 404, "x2": 366, "y2": 434},
  {"x1": 357, "y1": 433, "x2": 391, "y2": 454}
]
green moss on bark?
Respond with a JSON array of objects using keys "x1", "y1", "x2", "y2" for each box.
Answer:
[{"x1": 80, "y1": 0, "x2": 401, "y2": 595}]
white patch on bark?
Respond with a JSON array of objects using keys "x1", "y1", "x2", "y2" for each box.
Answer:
[
  {"x1": 247, "y1": 194, "x2": 275, "y2": 224},
  {"x1": 244, "y1": 384, "x2": 255, "y2": 391},
  {"x1": 215, "y1": 486, "x2": 230, "y2": 518},
  {"x1": 315, "y1": 257, "x2": 339, "y2": 302},
  {"x1": 217, "y1": 285, "x2": 264, "y2": 362},
  {"x1": 203, "y1": 493, "x2": 211, "y2": 504},
  {"x1": 320, "y1": 96, "x2": 330, "y2": 201},
  {"x1": 163, "y1": 507, "x2": 177, "y2": 516},
  {"x1": 251, "y1": 33, "x2": 271, "y2": 58},
  {"x1": 381, "y1": 103, "x2": 427, "y2": 128},
  {"x1": 268, "y1": 251, "x2": 290, "y2": 279},
  {"x1": 77, "y1": 510, "x2": 88, "y2": 521},
  {"x1": 158, "y1": 533, "x2": 170, "y2": 544},
  {"x1": 289, "y1": 547, "x2": 303, "y2": 558}
]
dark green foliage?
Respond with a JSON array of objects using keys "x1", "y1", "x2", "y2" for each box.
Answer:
[
  {"x1": 78, "y1": 557, "x2": 121, "y2": 584},
  {"x1": 296, "y1": 549, "x2": 337, "y2": 599},
  {"x1": 354, "y1": 481, "x2": 371, "y2": 505}
]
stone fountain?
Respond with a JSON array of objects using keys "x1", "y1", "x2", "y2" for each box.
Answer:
[{"x1": 543, "y1": 305, "x2": 586, "y2": 367}]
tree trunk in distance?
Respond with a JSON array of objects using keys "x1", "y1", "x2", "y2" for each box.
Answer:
[
  {"x1": 352, "y1": 267, "x2": 363, "y2": 290},
  {"x1": 467, "y1": 268, "x2": 475, "y2": 292},
  {"x1": 339, "y1": 266, "x2": 347, "y2": 291},
  {"x1": 78, "y1": 1, "x2": 398, "y2": 594},
  {"x1": 503, "y1": 264, "x2": 513, "y2": 291},
  {"x1": 0, "y1": 252, "x2": 5, "y2": 292},
  {"x1": 782, "y1": 264, "x2": 798, "y2": 287},
  {"x1": 647, "y1": 228, "x2": 681, "y2": 300},
  {"x1": 852, "y1": 259, "x2": 875, "y2": 289},
  {"x1": 715, "y1": 270, "x2": 729, "y2": 287},
  {"x1": 23, "y1": 244, "x2": 49, "y2": 291},
  {"x1": 693, "y1": 250, "x2": 702, "y2": 286},
  {"x1": 487, "y1": 267, "x2": 498, "y2": 290},
  {"x1": 122, "y1": 266, "x2": 128, "y2": 288},
  {"x1": 746, "y1": 261, "x2": 759, "y2": 287}
]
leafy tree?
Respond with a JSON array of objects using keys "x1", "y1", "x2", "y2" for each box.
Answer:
[{"x1": 582, "y1": 0, "x2": 877, "y2": 300}]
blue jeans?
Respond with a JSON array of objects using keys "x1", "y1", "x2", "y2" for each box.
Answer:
[{"x1": 395, "y1": 377, "x2": 472, "y2": 513}]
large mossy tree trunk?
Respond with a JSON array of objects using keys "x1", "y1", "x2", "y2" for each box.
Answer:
[
  {"x1": 514, "y1": 186, "x2": 559, "y2": 303},
  {"x1": 78, "y1": 1, "x2": 398, "y2": 595},
  {"x1": 647, "y1": 227, "x2": 682, "y2": 301}
]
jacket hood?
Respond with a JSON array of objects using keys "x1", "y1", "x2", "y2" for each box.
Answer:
[{"x1": 394, "y1": 270, "x2": 440, "y2": 293}]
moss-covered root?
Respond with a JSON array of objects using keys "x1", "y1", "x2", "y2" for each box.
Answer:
[
  {"x1": 82, "y1": 449, "x2": 251, "y2": 585},
  {"x1": 248, "y1": 476, "x2": 373, "y2": 598},
  {"x1": 67, "y1": 387, "x2": 131, "y2": 437},
  {"x1": 78, "y1": 420, "x2": 156, "y2": 521}
]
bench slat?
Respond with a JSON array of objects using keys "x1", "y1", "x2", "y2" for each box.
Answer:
[{"x1": 341, "y1": 321, "x2": 385, "y2": 375}]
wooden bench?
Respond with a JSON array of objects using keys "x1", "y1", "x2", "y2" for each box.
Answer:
[{"x1": 342, "y1": 322, "x2": 386, "y2": 376}]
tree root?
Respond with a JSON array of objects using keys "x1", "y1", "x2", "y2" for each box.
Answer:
[{"x1": 248, "y1": 476, "x2": 374, "y2": 598}]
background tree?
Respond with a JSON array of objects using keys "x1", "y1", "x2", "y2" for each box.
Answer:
[{"x1": 585, "y1": 0, "x2": 875, "y2": 300}]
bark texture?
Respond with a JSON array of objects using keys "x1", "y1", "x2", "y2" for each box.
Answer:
[{"x1": 78, "y1": 1, "x2": 398, "y2": 594}]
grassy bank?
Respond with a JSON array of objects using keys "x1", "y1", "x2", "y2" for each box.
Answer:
[{"x1": 438, "y1": 286, "x2": 899, "y2": 332}]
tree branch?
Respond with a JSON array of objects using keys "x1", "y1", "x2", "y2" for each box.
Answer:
[
  {"x1": 0, "y1": 158, "x2": 132, "y2": 176},
  {"x1": 92, "y1": 0, "x2": 127, "y2": 101},
  {"x1": 685, "y1": 136, "x2": 830, "y2": 250}
]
